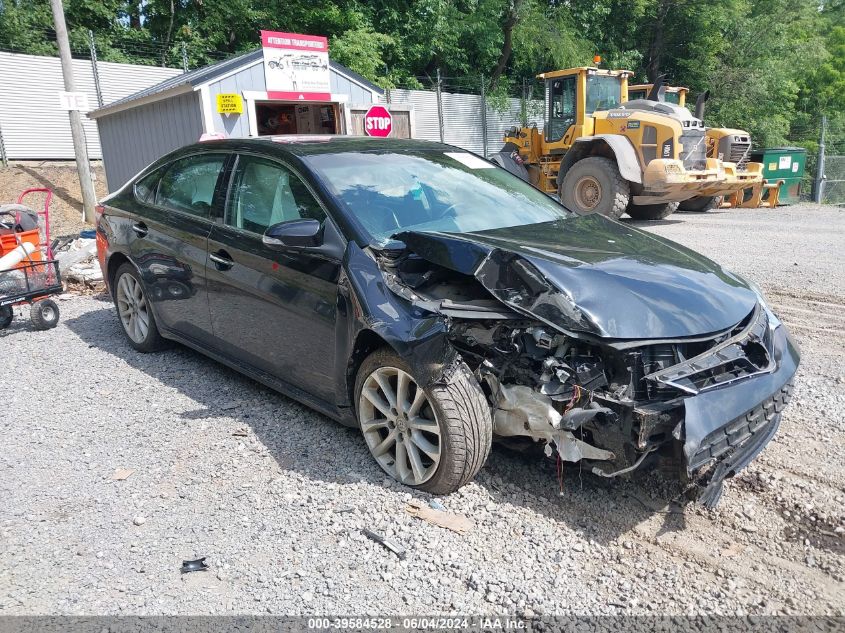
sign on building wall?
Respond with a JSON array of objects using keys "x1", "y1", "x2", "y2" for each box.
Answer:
[
  {"x1": 216, "y1": 93, "x2": 243, "y2": 114},
  {"x1": 261, "y1": 31, "x2": 331, "y2": 101}
]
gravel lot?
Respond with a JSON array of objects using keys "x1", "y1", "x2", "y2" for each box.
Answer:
[{"x1": 1, "y1": 204, "x2": 843, "y2": 617}]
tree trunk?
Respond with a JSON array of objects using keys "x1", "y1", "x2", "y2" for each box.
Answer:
[
  {"x1": 129, "y1": 1, "x2": 142, "y2": 29},
  {"x1": 646, "y1": 0, "x2": 672, "y2": 82},
  {"x1": 489, "y1": 0, "x2": 523, "y2": 90}
]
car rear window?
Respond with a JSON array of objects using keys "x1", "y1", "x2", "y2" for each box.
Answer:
[{"x1": 155, "y1": 154, "x2": 226, "y2": 218}]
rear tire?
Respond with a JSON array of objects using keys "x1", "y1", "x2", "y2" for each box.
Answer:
[
  {"x1": 0, "y1": 306, "x2": 12, "y2": 330},
  {"x1": 559, "y1": 157, "x2": 630, "y2": 220},
  {"x1": 113, "y1": 263, "x2": 167, "y2": 353},
  {"x1": 626, "y1": 201, "x2": 679, "y2": 220},
  {"x1": 355, "y1": 348, "x2": 493, "y2": 495},
  {"x1": 678, "y1": 196, "x2": 721, "y2": 212},
  {"x1": 30, "y1": 299, "x2": 59, "y2": 330}
]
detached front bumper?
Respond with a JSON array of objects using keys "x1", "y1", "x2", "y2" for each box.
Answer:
[{"x1": 678, "y1": 323, "x2": 800, "y2": 506}]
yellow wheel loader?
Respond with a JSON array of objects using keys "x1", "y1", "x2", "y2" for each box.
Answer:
[
  {"x1": 499, "y1": 67, "x2": 743, "y2": 220},
  {"x1": 625, "y1": 83, "x2": 778, "y2": 211}
]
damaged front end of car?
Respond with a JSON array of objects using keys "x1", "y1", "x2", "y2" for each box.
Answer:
[{"x1": 371, "y1": 224, "x2": 800, "y2": 507}]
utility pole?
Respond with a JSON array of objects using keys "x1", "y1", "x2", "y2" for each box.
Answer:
[
  {"x1": 50, "y1": 0, "x2": 97, "y2": 224},
  {"x1": 814, "y1": 115, "x2": 827, "y2": 204}
]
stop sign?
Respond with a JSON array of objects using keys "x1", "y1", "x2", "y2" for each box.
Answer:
[{"x1": 364, "y1": 105, "x2": 392, "y2": 138}]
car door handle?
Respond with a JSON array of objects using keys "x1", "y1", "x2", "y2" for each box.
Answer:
[
  {"x1": 209, "y1": 251, "x2": 234, "y2": 270},
  {"x1": 131, "y1": 222, "x2": 148, "y2": 237}
]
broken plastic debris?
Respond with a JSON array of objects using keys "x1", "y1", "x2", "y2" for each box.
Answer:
[
  {"x1": 428, "y1": 499, "x2": 446, "y2": 511},
  {"x1": 406, "y1": 500, "x2": 473, "y2": 535},
  {"x1": 362, "y1": 529, "x2": 406, "y2": 560},
  {"x1": 111, "y1": 468, "x2": 134, "y2": 481},
  {"x1": 181, "y1": 557, "x2": 209, "y2": 574}
]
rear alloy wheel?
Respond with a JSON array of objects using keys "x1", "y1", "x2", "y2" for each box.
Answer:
[
  {"x1": 355, "y1": 348, "x2": 492, "y2": 495},
  {"x1": 560, "y1": 156, "x2": 630, "y2": 220},
  {"x1": 626, "y1": 201, "x2": 679, "y2": 220},
  {"x1": 113, "y1": 263, "x2": 166, "y2": 353},
  {"x1": 30, "y1": 299, "x2": 59, "y2": 330},
  {"x1": 678, "y1": 196, "x2": 721, "y2": 212}
]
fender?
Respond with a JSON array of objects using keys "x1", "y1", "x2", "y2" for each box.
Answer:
[{"x1": 558, "y1": 135, "x2": 643, "y2": 188}]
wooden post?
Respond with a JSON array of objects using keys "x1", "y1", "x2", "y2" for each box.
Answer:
[{"x1": 50, "y1": 0, "x2": 98, "y2": 224}]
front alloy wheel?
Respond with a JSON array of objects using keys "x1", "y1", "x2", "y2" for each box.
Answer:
[
  {"x1": 359, "y1": 366, "x2": 442, "y2": 486},
  {"x1": 355, "y1": 349, "x2": 493, "y2": 495}
]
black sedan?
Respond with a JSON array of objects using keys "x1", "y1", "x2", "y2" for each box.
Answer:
[{"x1": 96, "y1": 137, "x2": 799, "y2": 505}]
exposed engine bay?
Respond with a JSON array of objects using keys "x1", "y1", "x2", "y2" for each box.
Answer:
[{"x1": 372, "y1": 222, "x2": 799, "y2": 507}]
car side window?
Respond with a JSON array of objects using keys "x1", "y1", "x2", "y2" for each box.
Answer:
[
  {"x1": 226, "y1": 155, "x2": 326, "y2": 235},
  {"x1": 155, "y1": 154, "x2": 226, "y2": 218},
  {"x1": 134, "y1": 168, "x2": 163, "y2": 203}
]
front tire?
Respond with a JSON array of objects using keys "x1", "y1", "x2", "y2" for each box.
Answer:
[
  {"x1": 559, "y1": 156, "x2": 630, "y2": 220},
  {"x1": 355, "y1": 348, "x2": 492, "y2": 495},
  {"x1": 113, "y1": 263, "x2": 166, "y2": 353},
  {"x1": 626, "y1": 201, "x2": 679, "y2": 220}
]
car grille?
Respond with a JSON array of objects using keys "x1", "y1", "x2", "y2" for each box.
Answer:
[
  {"x1": 643, "y1": 305, "x2": 775, "y2": 395},
  {"x1": 680, "y1": 130, "x2": 707, "y2": 171},
  {"x1": 688, "y1": 381, "x2": 793, "y2": 471}
]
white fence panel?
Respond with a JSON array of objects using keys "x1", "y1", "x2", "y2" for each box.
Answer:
[
  {"x1": 388, "y1": 87, "x2": 543, "y2": 157},
  {"x1": 0, "y1": 52, "x2": 181, "y2": 160}
]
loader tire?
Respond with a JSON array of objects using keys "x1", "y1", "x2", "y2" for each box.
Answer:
[
  {"x1": 626, "y1": 201, "x2": 679, "y2": 221},
  {"x1": 559, "y1": 157, "x2": 630, "y2": 220},
  {"x1": 678, "y1": 196, "x2": 721, "y2": 212}
]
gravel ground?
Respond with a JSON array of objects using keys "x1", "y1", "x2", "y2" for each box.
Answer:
[{"x1": 1, "y1": 204, "x2": 843, "y2": 617}]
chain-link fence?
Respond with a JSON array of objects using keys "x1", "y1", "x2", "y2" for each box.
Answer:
[
  {"x1": 819, "y1": 116, "x2": 845, "y2": 206},
  {"x1": 821, "y1": 156, "x2": 845, "y2": 205}
]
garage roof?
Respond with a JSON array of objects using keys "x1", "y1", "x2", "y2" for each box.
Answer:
[{"x1": 89, "y1": 49, "x2": 384, "y2": 119}]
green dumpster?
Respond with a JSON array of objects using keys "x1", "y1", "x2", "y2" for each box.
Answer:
[{"x1": 749, "y1": 147, "x2": 807, "y2": 205}]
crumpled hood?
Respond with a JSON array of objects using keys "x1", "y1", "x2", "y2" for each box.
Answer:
[{"x1": 395, "y1": 214, "x2": 758, "y2": 340}]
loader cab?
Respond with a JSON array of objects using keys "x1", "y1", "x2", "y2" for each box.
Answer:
[
  {"x1": 542, "y1": 68, "x2": 631, "y2": 150},
  {"x1": 628, "y1": 84, "x2": 688, "y2": 107}
]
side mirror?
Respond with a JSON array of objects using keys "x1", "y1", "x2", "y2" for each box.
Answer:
[{"x1": 262, "y1": 218, "x2": 323, "y2": 249}]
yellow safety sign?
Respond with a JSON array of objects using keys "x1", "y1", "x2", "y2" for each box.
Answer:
[{"x1": 217, "y1": 93, "x2": 243, "y2": 114}]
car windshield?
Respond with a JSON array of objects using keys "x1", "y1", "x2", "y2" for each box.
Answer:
[{"x1": 304, "y1": 150, "x2": 571, "y2": 245}]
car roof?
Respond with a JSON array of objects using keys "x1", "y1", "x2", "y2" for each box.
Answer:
[{"x1": 186, "y1": 135, "x2": 458, "y2": 158}]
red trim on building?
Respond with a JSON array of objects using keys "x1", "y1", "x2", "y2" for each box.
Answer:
[{"x1": 266, "y1": 91, "x2": 332, "y2": 101}]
